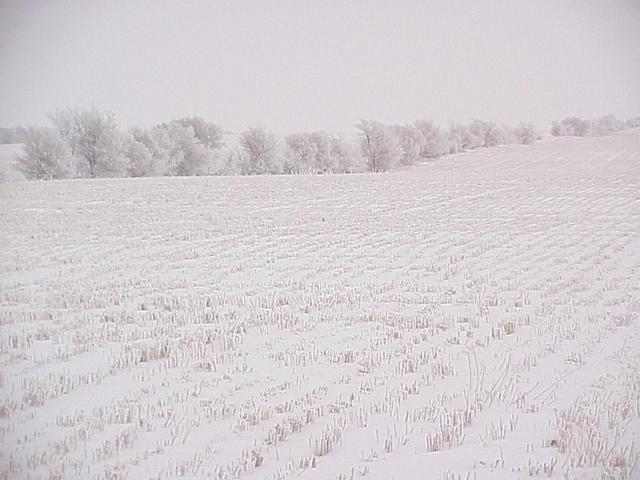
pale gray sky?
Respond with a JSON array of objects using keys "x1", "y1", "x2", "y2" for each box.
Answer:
[{"x1": 1, "y1": 0, "x2": 639, "y2": 134}]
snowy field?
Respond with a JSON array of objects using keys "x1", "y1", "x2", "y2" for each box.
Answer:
[{"x1": 0, "y1": 130, "x2": 639, "y2": 480}]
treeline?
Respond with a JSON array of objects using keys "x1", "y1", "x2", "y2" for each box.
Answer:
[
  {"x1": 12, "y1": 111, "x2": 640, "y2": 181},
  {"x1": 2, "y1": 108, "x2": 543, "y2": 181},
  {"x1": 4, "y1": 110, "x2": 639, "y2": 181},
  {"x1": 550, "y1": 114, "x2": 640, "y2": 138},
  {"x1": 356, "y1": 119, "x2": 537, "y2": 172}
]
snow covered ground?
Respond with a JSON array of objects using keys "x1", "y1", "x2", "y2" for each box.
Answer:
[{"x1": 0, "y1": 130, "x2": 639, "y2": 480}]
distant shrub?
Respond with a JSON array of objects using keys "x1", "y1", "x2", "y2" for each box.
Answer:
[
  {"x1": 17, "y1": 127, "x2": 75, "y2": 180},
  {"x1": 590, "y1": 115, "x2": 625, "y2": 136},
  {"x1": 356, "y1": 120, "x2": 402, "y2": 172},
  {"x1": 513, "y1": 122, "x2": 536, "y2": 145},
  {"x1": 626, "y1": 117, "x2": 640, "y2": 128},
  {"x1": 239, "y1": 127, "x2": 281, "y2": 175},
  {"x1": 414, "y1": 120, "x2": 447, "y2": 158},
  {"x1": 550, "y1": 115, "x2": 630, "y2": 138},
  {"x1": 553, "y1": 117, "x2": 591, "y2": 137},
  {"x1": 163, "y1": 122, "x2": 216, "y2": 176},
  {"x1": 285, "y1": 132, "x2": 358, "y2": 174},
  {"x1": 49, "y1": 107, "x2": 126, "y2": 177},
  {"x1": 125, "y1": 127, "x2": 173, "y2": 177},
  {"x1": 447, "y1": 121, "x2": 466, "y2": 154},
  {"x1": 173, "y1": 116, "x2": 223, "y2": 150},
  {"x1": 390, "y1": 124, "x2": 423, "y2": 165}
]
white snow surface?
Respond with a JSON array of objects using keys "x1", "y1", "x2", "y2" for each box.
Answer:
[{"x1": 0, "y1": 130, "x2": 639, "y2": 479}]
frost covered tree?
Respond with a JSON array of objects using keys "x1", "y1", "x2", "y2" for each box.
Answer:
[
  {"x1": 552, "y1": 115, "x2": 627, "y2": 137},
  {"x1": 551, "y1": 117, "x2": 590, "y2": 137},
  {"x1": 162, "y1": 122, "x2": 213, "y2": 176},
  {"x1": 626, "y1": 117, "x2": 640, "y2": 128},
  {"x1": 550, "y1": 121, "x2": 560, "y2": 137},
  {"x1": 468, "y1": 119, "x2": 502, "y2": 147},
  {"x1": 173, "y1": 117, "x2": 223, "y2": 150},
  {"x1": 414, "y1": 120, "x2": 446, "y2": 158},
  {"x1": 356, "y1": 120, "x2": 402, "y2": 172},
  {"x1": 49, "y1": 107, "x2": 126, "y2": 177},
  {"x1": 123, "y1": 129, "x2": 160, "y2": 177},
  {"x1": 513, "y1": 122, "x2": 536, "y2": 145},
  {"x1": 239, "y1": 127, "x2": 280, "y2": 175},
  {"x1": 447, "y1": 121, "x2": 467, "y2": 154},
  {"x1": 284, "y1": 132, "x2": 325, "y2": 173},
  {"x1": 390, "y1": 124, "x2": 423, "y2": 165},
  {"x1": 461, "y1": 121, "x2": 484, "y2": 150},
  {"x1": 565, "y1": 117, "x2": 590, "y2": 136},
  {"x1": 214, "y1": 145, "x2": 243, "y2": 175},
  {"x1": 148, "y1": 117, "x2": 223, "y2": 176},
  {"x1": 591, "y1": 115, "x2": 624, "y2": 136},
  {"x1": 124, "y1": 127, "x2": 173, "y2": 176},
  {"x1": 330, "y1": 135, "x2": 361, "y2": 173},
  {"x1": 305, "y1": 131, "x2": 335, "y2": 172},
  {"x1": 481, "y1": 121, "x2": 500, "y2": 147},
  {"x1": 17, "y1": 127, "x2": 74, "y2": 180},
  {"x1": 495, "y1": 124, "x2": 513, "y2": 145},
  {"x1": 283, "y1": 131, "x2": 353, "y2": 173}
]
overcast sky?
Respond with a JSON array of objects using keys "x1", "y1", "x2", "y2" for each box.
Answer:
[{"x1": 1, "y1": 0, "x2": 639, "y2": 134}]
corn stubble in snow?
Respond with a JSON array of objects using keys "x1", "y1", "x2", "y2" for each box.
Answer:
[{"x1": 0, "y1": 130, "x2": 639, "y2": 479}]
